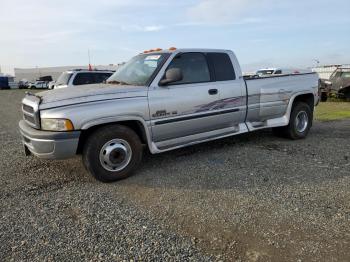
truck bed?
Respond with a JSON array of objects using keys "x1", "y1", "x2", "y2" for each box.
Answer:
[{"x1": 244, "y1": 72, "x2": 319, "y2": 129}]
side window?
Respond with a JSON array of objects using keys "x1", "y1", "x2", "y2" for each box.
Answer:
[
  {"x1": 341, "y1": 72, "x2": 350, "y2": 78},
  {"x1": 95, "y1": 73, "x2": 113, "y2": 83},
  {"x1": 73, "y1": 73, "x2": 95, "y2": 85},
  {"x1": 207, "y1": 53, "x2": 236, "y2": 81},
  {"x1": 167, "y1": 53, "x2": 210, "y2": 85},
  {"x1": 274, "y1": 70, "x2": 282, "y2": 74}
]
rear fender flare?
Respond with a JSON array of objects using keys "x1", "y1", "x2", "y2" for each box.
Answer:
[{"x1": 285, "y1": 91, "x2": 315, "y2": 123}]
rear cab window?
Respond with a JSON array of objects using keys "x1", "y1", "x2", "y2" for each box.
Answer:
[
  {"x1": 73, "y1": 73, "x2": 95, "y2": 85},
  {"x1": 207, "y1": 52, "x2": 236, "y2": 81}
]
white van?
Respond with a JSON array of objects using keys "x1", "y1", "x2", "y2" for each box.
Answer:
[{"x1": 54, "y1": 69, "x2": 114, "y2": 89}]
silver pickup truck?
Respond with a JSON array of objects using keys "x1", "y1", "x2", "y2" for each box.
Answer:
[{"x1": 19, "y1": 48, "x2": 319, "y2": 182}]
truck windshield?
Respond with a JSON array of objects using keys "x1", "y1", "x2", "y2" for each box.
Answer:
[
  {"x1": 107, "y1": 53, "x2": 168, "y2": 86},
  {"x1": 56, "y1": 72, "x2": 73, "y2": 86}
]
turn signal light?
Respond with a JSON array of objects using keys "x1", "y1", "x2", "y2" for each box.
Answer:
[{"x1": 143, "y1": 48, "x2": 166, "y2": 53}]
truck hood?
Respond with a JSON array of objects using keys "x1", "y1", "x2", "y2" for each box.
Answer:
[{"x1": 37, "y1": 83, "x2": 148, "y2": 109}]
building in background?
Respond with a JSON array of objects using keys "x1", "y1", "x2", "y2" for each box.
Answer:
[
  {"x1": 0, "y1": 72, "x2": 16, "y2": 88},
  {"x1": 14, "y1": 64, "x2": 121, "y2": 82}
]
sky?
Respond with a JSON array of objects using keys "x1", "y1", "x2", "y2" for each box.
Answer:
[{"x1": 0, "y1": 0, "x2": 350, "y2": 75}]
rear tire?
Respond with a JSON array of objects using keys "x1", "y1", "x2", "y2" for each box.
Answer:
[
  {"x1": 273, "y1": 102, "x2": 312, "y2": 140},
  {"x1": 82, "y1": 124, "x2": 143, "y2": 182}
]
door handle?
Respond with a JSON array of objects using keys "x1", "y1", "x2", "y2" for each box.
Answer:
[{"x1": 208, "y1": 89, "x2": 218, "y2": 95}]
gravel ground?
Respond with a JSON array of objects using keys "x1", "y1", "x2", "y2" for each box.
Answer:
[{"x1": 0, "y1": 90, "x2": 349, "y2": 261}]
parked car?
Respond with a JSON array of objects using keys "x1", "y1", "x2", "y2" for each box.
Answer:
[
  {"x1": 256, "y1": 68, "x2": 309, "y2": 77},
  {"x1": 48, "y1": 81, "x2": 56, "y2": 90},
  {"x1": 319, "y1": 67, "x2": 350, "y2": 100},
  {"x1": 19, "y1": 80, "x2": 30, "y2": 89},
  {"x1": 256, "y1": 68, "x2": 284, "y2": 76},
  {"x1": 29, "y1": 81, "x2": 49, "y2": 89},
  {"x1": 54, "y1": 69, "x2": 114, "y2": 89},
  {"x1": 243, "y1": 68, "x2": 309, "y2": 80},
  {"x1": 19, "y1": 48, "x2": 319, "y2": 182}
]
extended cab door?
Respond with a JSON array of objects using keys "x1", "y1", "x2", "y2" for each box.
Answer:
[{"x1": 205, "y1": 52, "x2": 247, "y2": 131}]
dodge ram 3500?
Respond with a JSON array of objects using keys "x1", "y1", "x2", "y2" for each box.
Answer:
[{"x1": 19, "y1": 48, "x2": 320, "y2": 182}]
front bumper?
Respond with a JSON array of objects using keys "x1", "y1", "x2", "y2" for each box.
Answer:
[{"x1": 19, "y1": 120, "x2": 81, "y2": 159}]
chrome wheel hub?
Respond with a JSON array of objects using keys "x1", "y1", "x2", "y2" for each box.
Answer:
[
  {"x1": 99, "y1": 139, "x2": 132, "y2": 172},
  {"x1": 295, "y1": 111, "x2": 308, "y2": 133}
]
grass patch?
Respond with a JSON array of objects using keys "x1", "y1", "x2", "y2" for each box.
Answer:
[{"x1": 315, "y1": 102, "x2": 350, "y2": 121}]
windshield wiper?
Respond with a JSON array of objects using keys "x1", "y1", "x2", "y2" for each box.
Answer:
[{"x1": 107, "y1": 80, "x2": 131, "y2": 85}]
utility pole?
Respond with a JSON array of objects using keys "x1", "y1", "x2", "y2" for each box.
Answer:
[
  {"x1": 88, "y1": 49, "x2": 91, "y2": 64},
  {"x1": 88, "y1": 49, "x2": 92, "y2": 71}
]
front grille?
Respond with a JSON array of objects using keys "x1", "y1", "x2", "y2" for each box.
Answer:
[
  {"x1": 24, "y1": 114, "x2": 35, "y2": 124},
  {"x1": 22, "y1": 104, "x2": 34, "y2": 113},
  {"x1": 22, "y1": 102, "x2": 40, "y2": 128}
]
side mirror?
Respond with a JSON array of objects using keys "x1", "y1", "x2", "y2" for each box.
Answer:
[{"x1": 159, "y1": 68, "x2": 183, "y2": 86}]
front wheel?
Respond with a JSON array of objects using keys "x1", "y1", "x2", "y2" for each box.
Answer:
[
  {"x1": 82, "y1": 125, "x2": 143, "y2": 182},
  {"x1": 273, "y1": 102, "x2": 313, "y2": 139}
]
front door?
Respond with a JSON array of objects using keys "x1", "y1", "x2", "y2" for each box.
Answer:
[{"x1": 148, "y1": 52, "x2": 221, "y2": 146}]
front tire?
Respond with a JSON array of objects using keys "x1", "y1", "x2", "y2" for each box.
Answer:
[
  {"x1": 82, "y1": 125, "x2": 143, "y2": 182},
  {"x1": 273, "y1": 102, "x2": 312, "y2": 140}
]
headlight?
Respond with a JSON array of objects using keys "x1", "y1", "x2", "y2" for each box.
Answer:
[{"x1": 41, "y1": 118, "x2": 74, "y2": 131}]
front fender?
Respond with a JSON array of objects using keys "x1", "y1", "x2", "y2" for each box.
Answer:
[{"x1": 81, "y1": 116, "x2": 154, "y2": 152}]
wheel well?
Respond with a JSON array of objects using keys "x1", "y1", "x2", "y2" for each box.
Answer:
[
  {"x1": 76, "y1": 120, "x2": 148, "y2": 154},
  {"x1": 292, "y1": 93, "x2": 314, "y2": 112}
]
